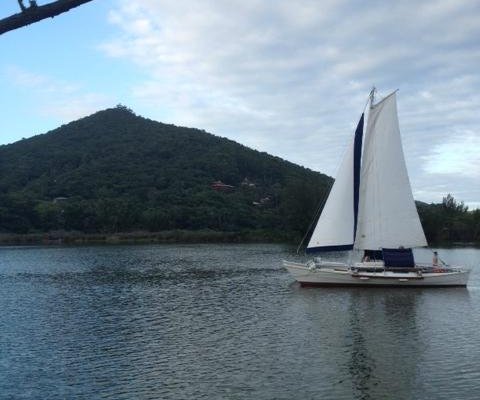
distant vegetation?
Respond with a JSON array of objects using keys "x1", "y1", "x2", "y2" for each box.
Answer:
[
  {"x1": 417, "y1": 194, "x2": 480, "y2": 245},
  {"x1": 0, "y1": 106, "x2": 478, "y2": 246},
  {"x1": 0, "y1": 106, "x2": 330, "y2": 242}
]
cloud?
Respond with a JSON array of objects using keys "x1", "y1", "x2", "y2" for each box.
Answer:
[
  {"x1": 98, "y1": 0, "x2": 480, "y2": 205},
  {"x1": 423, "y1": 131, "x2": 480, "y2": 178},
  {"x1": 4, "y1": 66, "x2": 112, "y2": 121},
  {"x1": 5, "y1": 67, "x2": 49, "y2": 87}
]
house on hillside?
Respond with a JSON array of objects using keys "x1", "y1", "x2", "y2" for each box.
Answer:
[
  {"x1": 241, "y1": 177, "x2": 256, "y2": 188},
  {"x1": 211, "y1": 181, "x2": 235, "y2": 192},
  {"x1": 253, "y1": 196, "x2": 271, "y2": 206}
]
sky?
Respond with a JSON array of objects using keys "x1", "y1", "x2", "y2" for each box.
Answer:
[{"x1": 0, "y1": 0, "x2": 479, "y2": 208}]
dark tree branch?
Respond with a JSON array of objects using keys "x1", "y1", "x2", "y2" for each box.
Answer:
[
  {"x1": 1, "y1": 0, "x2": 94, "y2": 35},
  {"x1": 17, "y1": 1, "x2": 27, "y2": 12}
]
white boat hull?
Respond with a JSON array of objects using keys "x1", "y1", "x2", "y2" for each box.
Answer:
[{"x1": 283, "y1": 260, "x2": 470, "y2": 287}]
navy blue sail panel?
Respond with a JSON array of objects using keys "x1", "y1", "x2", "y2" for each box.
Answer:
[
  {"x1": 382, "y1": 248, "x2": 415, "y2": 268},
  {"x1": 306, "y1": 114, "x2": 364, "y2": 254},
  {"x1": 306, "y1": 244, "x2": 353, "y2": 254},
  {"x1": 353, "y1": 113, "x2": 364, "y2": 241}
]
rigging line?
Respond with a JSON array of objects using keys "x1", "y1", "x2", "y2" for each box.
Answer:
[
  {"x1": 429, "y1": 248, "x2": 449, "y2": 267},
  {"x1": 295, "y1": 179, "x2": 332, "y2": 255}
]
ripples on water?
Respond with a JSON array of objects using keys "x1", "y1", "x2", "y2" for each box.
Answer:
[{"x1": 0, "y1": 244, "x2": 479, "y2": 399}]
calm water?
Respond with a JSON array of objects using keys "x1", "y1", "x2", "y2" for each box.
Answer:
[{"x1": 0, "y1": 244, "x2": 479, "y2": 400}]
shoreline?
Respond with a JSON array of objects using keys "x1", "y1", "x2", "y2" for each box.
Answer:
[
  {"x1": 0, "y1": 229, "x2": 299, "y2": 246},
  {"x1": 0, "y1": 230, "x2": 478, "y2": 248}
]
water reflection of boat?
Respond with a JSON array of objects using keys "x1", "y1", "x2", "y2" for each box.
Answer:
[
  {"x1": 284, "y1": 89, "x2": 470, "y2": 287},
  {"x1": 345, "y1": 289, "x2": 423, "y2": 399}
]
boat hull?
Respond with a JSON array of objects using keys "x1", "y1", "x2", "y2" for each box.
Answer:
[{"x1": 283, "y1": 260, "x2": 470, "y2": 287}]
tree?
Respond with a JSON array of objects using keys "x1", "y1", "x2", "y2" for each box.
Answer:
[
  {"x1": 442, "y1": 193, "x2": 468, "y2": 214},
  {"x1": 0, "y1": 0, "x2": 94, "y2": 35}
]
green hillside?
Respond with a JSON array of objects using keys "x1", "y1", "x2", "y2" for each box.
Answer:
[{"x1": 0, "y1": 105, "x2": 332, "y2": 239}]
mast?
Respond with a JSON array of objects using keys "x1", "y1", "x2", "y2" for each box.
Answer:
[{"x1": 369, "y1": 86, "x2": 376, "y2": 107}]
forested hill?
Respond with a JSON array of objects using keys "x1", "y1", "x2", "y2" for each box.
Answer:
[{"x1": 0, "y1": 105, "x2": 332, "y2": 238}]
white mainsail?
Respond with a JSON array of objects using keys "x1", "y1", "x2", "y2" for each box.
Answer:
[{"x1": 354, "y1": 92, "x2": 427, "y2": 250}]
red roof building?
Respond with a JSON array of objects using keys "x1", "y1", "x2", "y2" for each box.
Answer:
[{"x1": 211, "y1": 181, "x2": 235, "y2": 192}]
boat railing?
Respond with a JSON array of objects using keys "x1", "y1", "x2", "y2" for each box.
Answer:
[
  {"x1": 354, "y1": 261, "x2": 384, "y2": 269},
  {"x1": 301, "y1": 259, "x2": 468, "y2": 274},
  {"x1": 351, "y1": 264, "x2": 462, "y2": 274},
  {"x1": 313, "y1": 258, "x2": 349, "y2": 269},
  {"x1": 301, "y1": 258, "x2": 350, "y2": 271},
  {"x1": 414, "y1": 263, "x2": 470, "y2": 273}
]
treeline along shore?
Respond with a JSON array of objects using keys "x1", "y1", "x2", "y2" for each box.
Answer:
[{"x1": 0, "y1": 106, "x2": 478, "y2": 246}]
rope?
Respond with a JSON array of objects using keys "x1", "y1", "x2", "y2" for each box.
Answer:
[
  {"x1": 295, "y1": 180, "x2": 332, "y2": 254},
  {"x1": 430, "y1": 248, "x2": 449, "y2": 267}
]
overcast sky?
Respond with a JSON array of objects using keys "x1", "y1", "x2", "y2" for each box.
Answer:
[{"x1": 0, "y1": 0, "x2": 479, "y2": 207}]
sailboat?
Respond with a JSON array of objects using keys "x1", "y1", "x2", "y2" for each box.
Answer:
[{"x1": 284, "y1": 89, "x2": 470, "y2": 287}]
